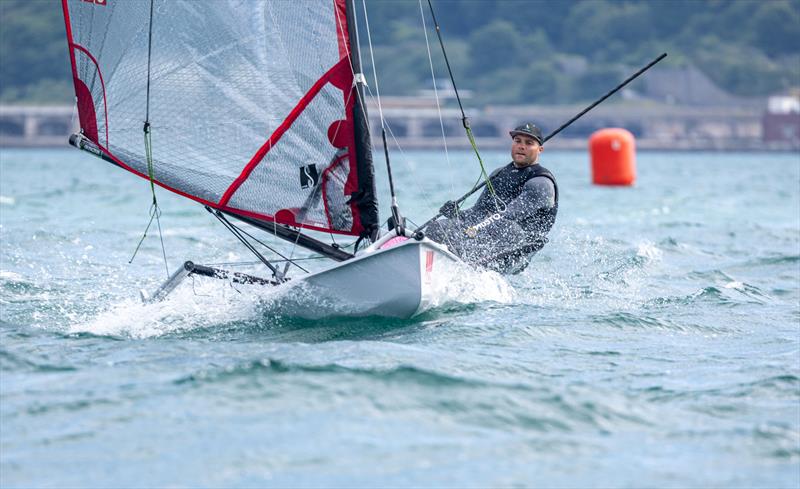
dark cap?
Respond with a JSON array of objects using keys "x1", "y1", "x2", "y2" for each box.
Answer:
[{"x1": 509, "y1": 123, "x2": 543, "y2": 144}]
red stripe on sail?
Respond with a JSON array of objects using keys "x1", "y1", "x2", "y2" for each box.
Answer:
[
  {"x1": 71, "y1": 43, "x2": 110, "y2": 147},
  {"x1": 332, "y1": 0, "x2": 364, "y2": 234},
  {"x1": 333, "y1": 0, "x2": 349, "y2": 60},
  {"x1": 86, "y1": 140, "x2": 360, "y2": 236},
  {"x1": 61, "y1": 0, "x2": 78, "y2": 80},
  {"x1": 218, "y1": 57, "x2": 351, "y2": 208},
  {"x1": 63, "y1": 1, "x2": 109, "y2": 145},
  {"x1": 74, "y1": 79, "x2": 98, "y2": 142}
]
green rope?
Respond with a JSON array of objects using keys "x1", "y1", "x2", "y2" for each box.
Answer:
[
  {"x1": 424, "y1": 0, "x2": 496, "y2": 200},
  {"x1": 128, "y1": 0, "x2": 169, "y2": 277},
  {"x1": 145, "y1": 124, "x2": 157, "y2": 199},
  {"x1": 128, "y1": 124, "x2": 169, "y2": 277},
  {"x1": 464, "y1": 123, "x2": 495, "y2": 196}
]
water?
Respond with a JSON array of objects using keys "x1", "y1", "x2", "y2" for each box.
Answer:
[{"x1": 1, "y1": 147, "x2": 798, "y2": 488}]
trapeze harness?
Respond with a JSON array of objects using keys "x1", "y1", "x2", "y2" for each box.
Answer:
[{"x1": 427, "y1": 162, "x2": 559, "y2": 274}]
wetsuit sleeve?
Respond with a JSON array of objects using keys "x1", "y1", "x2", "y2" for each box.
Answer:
[{"x1": 502, "y1": 176, "x2": 555, "y2": 221}]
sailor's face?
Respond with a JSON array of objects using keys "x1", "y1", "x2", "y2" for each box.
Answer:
[{"x1": 511, "y1": 135, "x2": 543, "y2": 166}]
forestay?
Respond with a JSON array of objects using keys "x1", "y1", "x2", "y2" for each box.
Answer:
[{"x1": 62, "y1": 0, "x2": 378, "y2": 237}]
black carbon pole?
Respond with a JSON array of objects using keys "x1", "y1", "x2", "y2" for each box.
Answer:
[{"x1": 416, "y1": 52, "x2": 668, "y2": 232}]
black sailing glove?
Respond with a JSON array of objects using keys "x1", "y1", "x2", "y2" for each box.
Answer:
[{"x1": 439, "y1": 200, "x2": 459, "y2": 219}]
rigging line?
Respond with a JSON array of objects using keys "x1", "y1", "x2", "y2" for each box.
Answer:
[
  {"x1": 283, "y1": 191, "x2": 314, "y2": 275},
  {"x1": 127, "y1": 205, "x2": 157, "y2": 264},
  {"x1": 338, "y1": 2, "x2": 434, "y2": 237},
  {"x1": 210, "y1": 209, "x2": 310, "y2": 274},
  {"x1": 130, "y1": 0, "x2": 169, "y2": 276},
  {"x1": 231, "y1": 223, "x2": 308, "y2": 275},
  {"x1": 418, "y1": 0, "x2": 454, "y2": 198},
  {"x1": 370, "y1": 98, "x2": 445, "y2": 216},
  {"x1": 358, "y1": 0, "x2": 384, "y2": 127},
  {"x1": 211, "y1": 211, "x2": 285, "y2": 279},
  {"x1": 234, "y1": 222, "x2": 308, "y2": 273},
  {"x1": 144, "y1": 0, "x2": 155, "y2": 123},
  {"x1": 360, "y1": 0, "x2": 403, "y2": 232},
  {"x1": 375, "y1": 108, "x2": 440, "y2": 211},
  {"x1": 206, "y1": 256, "x2": 326, "y2": 267},
  {"x1": 334, "y1": 2, "x2": 400, "y2": 240},
  {"x1": 425, "y1": 0, "x2": 497, "y2": 202},
  {"x1": 284, "y1": 80, "x2": 356, "y2": 272},
  {"x1": 283, "y1": 198, "x2": 316, "y2": 276},
  {"x1": 334, "y1": 3, "x2": 408, "y2": 190},
  {"x1": 347, "y1": 73, "x2": 422, "y2": 211},
  {"x1": 283, "y1": 103, "x2": 347, "y2": 270}
]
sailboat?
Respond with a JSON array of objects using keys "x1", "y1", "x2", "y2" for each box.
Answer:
[
  {"x1": 61, "y1": 0, "x2": 665, "y2": 318},
  {"x1": 61, "y1": 0, "x2": 472, "y2": 318}
]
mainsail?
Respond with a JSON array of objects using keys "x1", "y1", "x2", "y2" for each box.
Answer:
[{"x1": 62, "y1": 0, "x2": 378, "y2": 238}]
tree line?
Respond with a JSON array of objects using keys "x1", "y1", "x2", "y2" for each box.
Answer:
[{"x1": 1, "y1": 0, "x2": 798, "y2": 105}]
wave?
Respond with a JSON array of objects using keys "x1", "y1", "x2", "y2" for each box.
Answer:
[
  {"x1": 172, "y1": 358, "x2": 654, "y2": 433},
  {"x1": 0, "y1": 349, "x2": 76, "y2": 373},
  {"x1": 646, "y1": 284, "x2": 771, "y2": 310},
  {"x1": 173, "y1": 359, "x2": 496, "y2": 388},
  {"x1": 590, "y1": 311, "x2": 706, "y2": 332},
  {"x1": 511, "y1": 235, "x2": 667, "y2": 312},
  {"x1": 639, "y1": 375, "x2": 799, "y2": 404},
  {"x1": 744, "y1": 254, "x2": 800, "y2": 267},
  {"x1": 64, "y1": 266, "x2": 504, "y2": 340}
]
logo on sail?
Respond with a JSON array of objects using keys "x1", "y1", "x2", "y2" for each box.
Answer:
[{"x1": 300, "y1": 164, "x2": 320, "y2": 189}]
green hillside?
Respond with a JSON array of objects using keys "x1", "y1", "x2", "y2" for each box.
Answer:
[{"x1": 1, "y1": 0, "x2": 798, "y2": 105}]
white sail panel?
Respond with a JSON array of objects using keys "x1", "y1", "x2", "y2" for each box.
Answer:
[{"x1": 62, "y1": 0, "x2": 377, "y2": 236}]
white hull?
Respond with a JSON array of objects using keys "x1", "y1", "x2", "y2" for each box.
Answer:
[
  {"x1": 283, "y1": 234, "x2": 462, "y2": 318},
  {"x1": 144, "y1": 232, "x2": 469, "y2": 319}
]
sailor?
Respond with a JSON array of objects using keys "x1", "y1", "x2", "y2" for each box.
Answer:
[{"x1": 426, "y1": 122, "x2": 558, "y2": 274}]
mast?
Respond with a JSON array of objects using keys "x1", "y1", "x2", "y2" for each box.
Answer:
[{"x1": 345, "y1": 0, "x2": 379, "y2": 242}]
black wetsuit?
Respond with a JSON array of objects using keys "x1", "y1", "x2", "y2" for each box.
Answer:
[{"x1": 426, "y1": 162, "x2": 558, "y2": 274}]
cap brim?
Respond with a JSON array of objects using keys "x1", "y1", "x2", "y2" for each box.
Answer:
[{"x1": 509, "y1": 131, "x2": 542, "y2": 143}]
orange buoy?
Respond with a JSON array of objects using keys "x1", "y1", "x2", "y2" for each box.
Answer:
[{"x1": 589, "y1": 128, "x2": 636, "y2": 186}]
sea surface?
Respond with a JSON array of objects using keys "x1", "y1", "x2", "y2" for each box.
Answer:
[{"x1": 1, "y1": 147, "x2": 798, "y2": 488}]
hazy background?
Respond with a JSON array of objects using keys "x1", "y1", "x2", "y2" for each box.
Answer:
[
  {"x1": 1, "y1": 0, "x2": 799, "y2": 151},
  {"x1": 1, "y1": 0, "x2": 798, "y2": 105}
]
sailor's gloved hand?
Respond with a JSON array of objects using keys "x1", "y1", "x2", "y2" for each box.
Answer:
[{"x1": 439, "y1": 200, "x2": 459, "y2": 219}]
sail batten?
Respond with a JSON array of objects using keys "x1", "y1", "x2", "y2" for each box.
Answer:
[{"x1": 62, "y1": 0, "x2": 378, "y2": 238}]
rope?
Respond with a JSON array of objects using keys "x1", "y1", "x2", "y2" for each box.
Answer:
[
  {"x1": 425, "y1": 0, "x2": 496, "y2": 199},
  {"x1": 218, "y1": 213, "x2": 310, "y2": 274},
  {"x1": 335, "y1": 4, "x2": 426, "y2": 214},
  {"x1": 206, "y1": 257, "x2": 326, "y2": 268},
  {"x1": 211, "y1": 211, "x2": 285, "y2": 279},
  {"x1": 129, "y1": 0, "x2": 168, "y2": 276},
  {"x1": 333, "y1": 2, "x2": 441, "y2": 225},
  {"x1": 418, "y1": 0, "x2": 454, "y2": 198},
  {"x1": 360, "y1": 1, "x2": 385, "y2": 130},
  {"x1": 361, "y1": 0, "x2": 403, "y2": 231}
]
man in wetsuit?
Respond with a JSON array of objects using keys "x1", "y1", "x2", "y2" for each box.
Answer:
[{"x1": 425, "y1": 122, "x2": 558, "y2": 274}]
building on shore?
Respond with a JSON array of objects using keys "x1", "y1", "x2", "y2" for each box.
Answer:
[
  {"x1": 1, "y1": 100, "x2": 797, "y2": 152},
  {"x1": 762, "y1": 95, "x2": 800, "y2": 147}
]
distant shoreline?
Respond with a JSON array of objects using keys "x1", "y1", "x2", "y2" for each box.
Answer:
[{"x1": 1, "y1": 104, "x2": 798, "y2": 152}]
